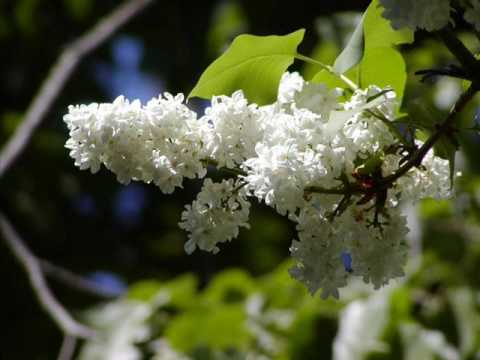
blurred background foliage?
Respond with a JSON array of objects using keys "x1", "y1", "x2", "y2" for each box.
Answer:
[{"x1": 1, "y1": 0, "x2": 480, "y2": 359}]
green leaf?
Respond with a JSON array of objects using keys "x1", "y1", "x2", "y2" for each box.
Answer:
[
  {"x1": 311, "y1": 66, "x2": 359, "y2": 95},
  {"x1": 302, "y1": 41, "x2": 339, "y2": 80},
  {"x1": 419, "y1": 198, "x2": 454, "y2": 219},
  {"x1": 434, "y1": 133, "x2": 458, "y2": 186},
  {"x1": 363, "y1": 0, "x2": 414, "y2": 49},
  {"x1": 165, "y1": 304, "x2": 250, "y2": 352},
  {"x1": 202, "y1": 269, "x2": 257, "y2": 305},
  {"x1": 127, "y1": 274, "x2": 197, "y2": 308},
  {"x1": 189, "y1": 29, "x2": 305, "y2": 105},
  {"x1": 361, "y1": 46, "x2": 407, "y2": 101},
  {"x1": 162, "y1": 274, "x2": 198, "y2": 309},
  {"x1": 356, "y1": 154, "x2": 384, "y2": 176},
  {"x1": 315, "y1": 0, "x2": 413, "y2": 102},
  {"x1": 358, "y1": 0, "x2": 413, "y2": 102},
  {"x1": 333, "y1": 15, "x2": 365, "y2": 74},
  {"x1": 311, "y1": 69, "x2": 346, "y2": 89},
  {"x1": 127, "y1": 280, "x2": 162, "y2": 302}
]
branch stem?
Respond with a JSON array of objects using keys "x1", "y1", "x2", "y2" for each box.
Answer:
[
  {"x1": 438, "y1": 28, "x2": 480, "y2": 78},
  {"x1": 0, "y1": 0, "x2": 154, "y2": 178},
  {"x1": 295, "y1": 53, "x2": 359, "y2": 91},
  {"x1": 203, "y1": 158, "x2": 247, "y2": 177},
  {"x1": 307, "y1": 85, "x2": 478, "y2": 197},
  {"x1": 40, "y1": 259, "x2": 121, "y2": 299},
  {"x1": 380, "y1": 84, "x2": 477, "y2": 187},
  {"x1": 0, "y1": 212, "x2": 95, "y2": 338},
  {"x1": 57, "y1": 336, "x2": 77, "y2": 360}
]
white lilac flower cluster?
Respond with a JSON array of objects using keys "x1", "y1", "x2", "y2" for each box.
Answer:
[
  {"x1": 179, "y1": 178, "x2": 250, "y2": 254},
  {"x1": 379, "y1": 0, "x2": 480, "y2": 32},
  {"x1": 64, "y1": 72, "x2": 451, "y2": 298},
  {"x1": 64, "y1": 93, "x2": 206, "y2": 193}
]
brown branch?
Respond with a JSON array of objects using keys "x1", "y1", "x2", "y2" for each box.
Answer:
[
  {"x1": 40, "y1": 259, "x2": 121, "y2": 299},
  {"x1": 307, "y1": 85, "x2": 478, "y2": 197},
  {"x1": 0, "y1": 211, "x2": 95, "y2": 338},
  {"x1": 305, "y1": 185, "x2": 363, "y2": 196},
  {"x1": 203, "y1": 158, "x2": 248, "y2": 176},
  {"x1": 0, "y1": 0, "x2": 154, "y2": 178},
  {"x1": 437, "y1": 28, "x2": 480, "y2": 79},
  {"x1": 57, "y1": 335, "x2": 77, "y2": 360},
  {"x1": 380, "y1": 84, "x2": 477, "y2": 187}
]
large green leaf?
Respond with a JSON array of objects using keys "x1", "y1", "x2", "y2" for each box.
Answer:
[
  {"x1": 311, "y1": 67, "x2": 359, "y2": 94},
  {"x1": 361, "y1": 46, "x2": 407, "y2": 101},
  {"x1": 358, "y1": 0, "x2": 413, "y2": 103},
  {"x1": 363, "y1": 0, "x2": 413, "y2": 49},
  {"x1": 189, "y1": 29, "x2": 305, "y2": 105},
  {"x1": 333, "y1": 14, "x2": 365, "y2": 74},
  {"x1": 303, "y1": 41, "x2": 339, "y2": 80},
  {"x1": 315, "y1": 0, "x2": 413, "y2": 100}
]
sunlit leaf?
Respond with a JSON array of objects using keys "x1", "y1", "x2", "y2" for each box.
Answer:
[
  {"x1": 361, "y1": 46, "x2": 407, "y2": 101},
  {"x1": 166, "y1": 305, "x2": 250, "y2": 352},
  {"x1": 363, "y1": 0, "x2": 414, "y2": 49},
  {"x1": 202, "y1": 269, "x2": 257, "y2": 305},
  {"x1": 333, "y1": 14, "x2": 365, "y2": 74},
  {"x1": 303, "y1": 41, "x2": 339, "y2": 80},
  {"x1": 189, "y1": 29, "x2": 305, "y2": 104},
  {"x1": 128, "y1": 280, "x2": 162, "y2": 302}
]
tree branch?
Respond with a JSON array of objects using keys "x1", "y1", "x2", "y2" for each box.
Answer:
[
  {"x1": 380, "y1": 84, "x2": 477, "y2": 187},
  {"x1": 0, "y1": 211, "x2": 95, "y2": 338},
  {"x1": 0, "y1": 0, "x2": 154, "y2": 178},
  {"x1": 307, "y1": 85, "x2": 478, "y2": 197},
  {"x1": 305, "y1": 185, "x2": 363, "y2": 196},
  {"x1": 57, "y1": 335, "x2": 77, "y2": 360},
  {"x1": 203, "y1": 158, "x2": 248, "y2": 177},
  {"x1": 295, "y1": 53, "x2": 359, "y2": 91},
  {"x1": 40, "y1": 259, "x2": 121, "y2": 299},
  {"x1": 438, "y1": 28, "x2": 480, "y2": 79}
]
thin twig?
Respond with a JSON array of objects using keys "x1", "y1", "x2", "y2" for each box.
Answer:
[
  {"x1": 437, "y1": 28, "x2": 480, "y2": 78},
  {"x1": 305, "y1": 185, "x2": 363, "y2": 196},
  {"x1": 0, "y1": 211, "x2": 95, "y2": 338},
  {"x1": 380, "y1": 84, "x2": 477, "y2": 187},
  {"x1": 203, "y1": 158, "x2": 248, "y2": 176},
  {"x1": 40, "y1": 259, "x2": 121, "y2": 299},
  {"x1": 0, "y1": 0, "x2": 154, "y2": 178},
  {"x1": 295, "y1": 53, "x2": 359, "y2": 91},
  {"x1": 57, "y1": 335, "x2": 77, "y2": 360}
]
